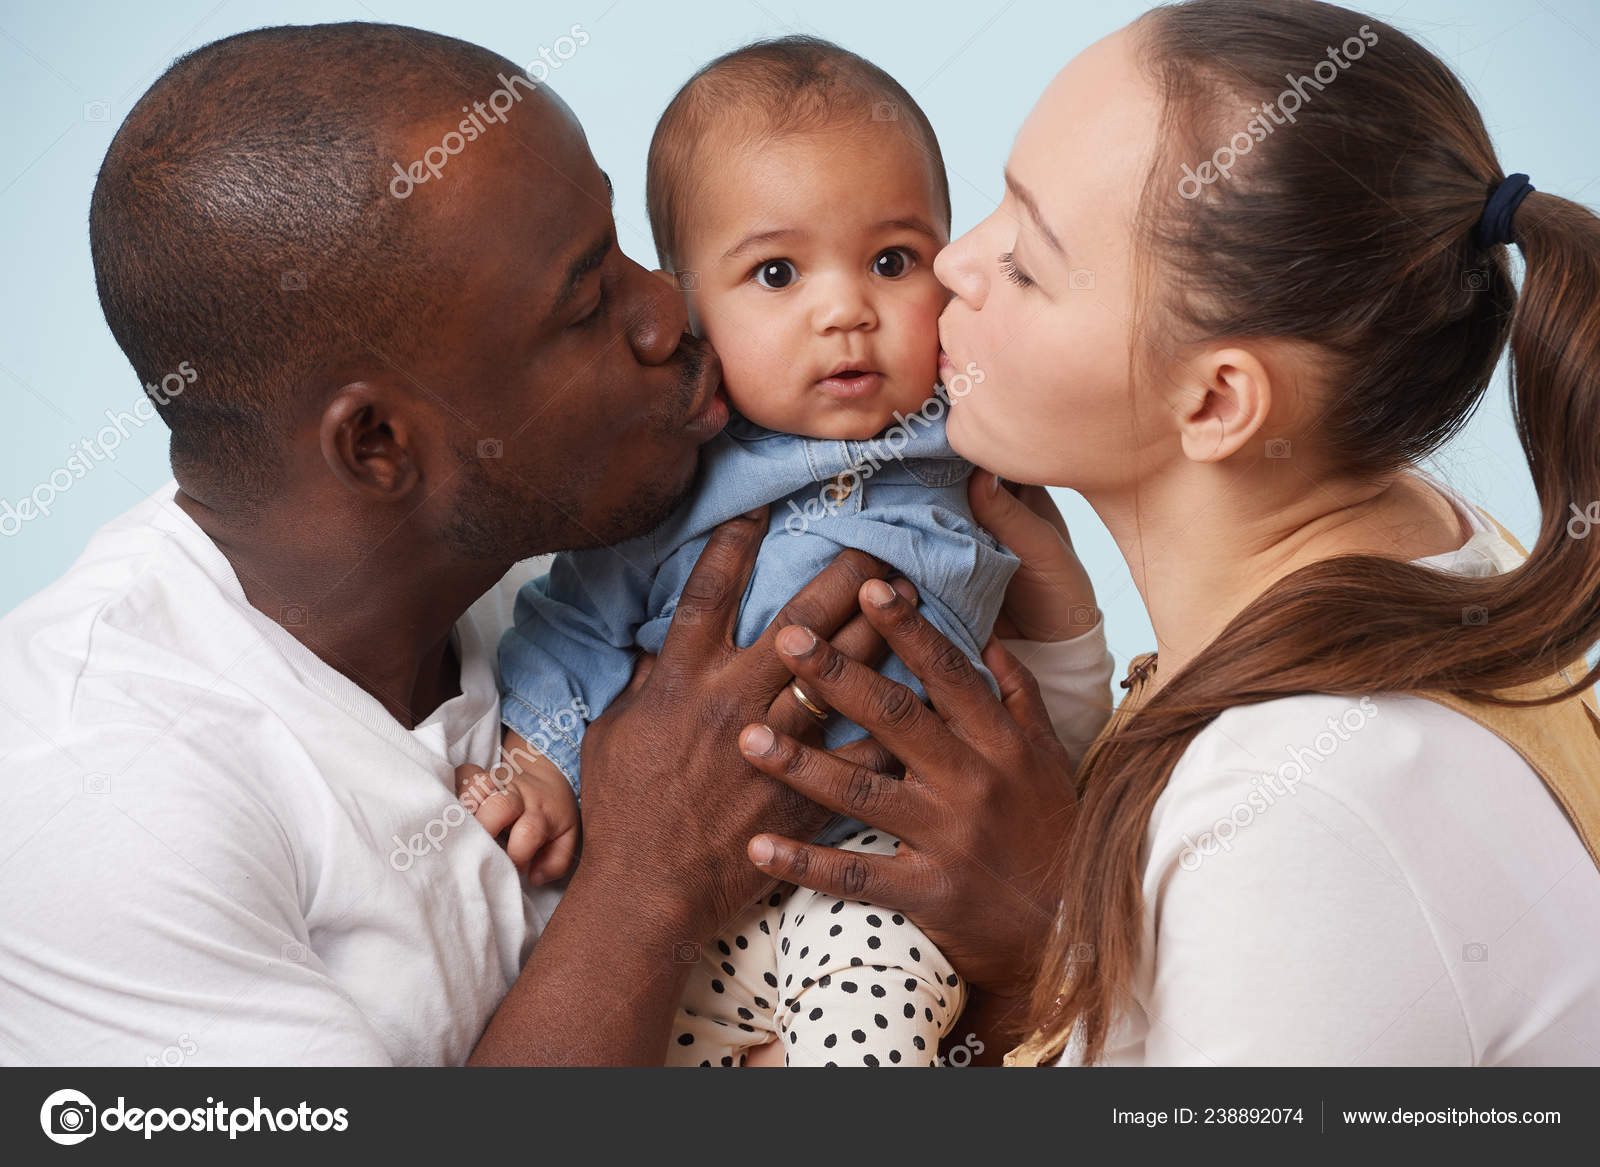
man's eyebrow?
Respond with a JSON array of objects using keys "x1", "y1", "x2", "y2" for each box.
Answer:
[
  {"x1": 721, "y1": 227, "x2": 807, "y2": 262},
  {"x1": 1003, "y1": 169, "x2": 1064, "y2": 256},
  {"x1": 551, "y1": 232, "x2": 613, "y2": 313}
]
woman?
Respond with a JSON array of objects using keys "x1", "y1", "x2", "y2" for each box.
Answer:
[{"x1": 740, "y1": 0, "x2": 1600, "y2": 1064}]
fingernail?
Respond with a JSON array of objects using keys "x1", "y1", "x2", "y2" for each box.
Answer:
[
  {"x1": 742, "y1": 724, "x2": 776, "y2": 756},
  {"x1": 749, "y1": 836, "x2": 775, "y2": 865},
  {"x1": 862, "y1": 579, "x2": 896, "y2": 608},
  {"x1": 777, "y1": 625, "x2": 817, "y2": 656},
  {"x1": 990, "y1": 471, "x2": 1003, "y2": 496},
  {"x1": 743, "y1": 507, "x2": 766, "y2": 522}
]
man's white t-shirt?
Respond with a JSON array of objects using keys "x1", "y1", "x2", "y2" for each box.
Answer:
[
  {"x1": 1077, "y1": 476, "x2": 1600, "y2": 1066},
  {"x1": 0, "y1": 482, "x2": 1117, "y2": 1066},
  {"x1": 0, "y1": 485, "x2": 560, "y2": 1065}
]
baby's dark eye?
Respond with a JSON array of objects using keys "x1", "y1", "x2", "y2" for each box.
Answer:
[
  {"x1": 755, "y1": 259, "x2": 797, "y2": 289},
  {"x1": 872, "y1": 248, "x2": 914, "y2": 279}
]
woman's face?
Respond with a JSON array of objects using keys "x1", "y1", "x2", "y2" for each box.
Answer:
[{"x1": 934, "y1": 28, "x2": 1170, "y2": 491}]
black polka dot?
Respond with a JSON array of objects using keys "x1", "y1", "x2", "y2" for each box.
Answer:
[
  {"x1": 809, "y1": 1007, "x2": 823, "y2": 1020},
  {"x1": 677, "y1": 1033, "x2": 694, "y2": 1045},
  {"x1": 904, "y1": 978, "x2": 917, "y2": 991},
  {"x1": 871, "y1": 984, "x2": 886, "y2": 998},
  {"x1": 829, "y1": 924, "x2": 843, "y2": 937},
  {"x1": 758, "y1": 920, "x2": 770, "y2": 935},
  {"x1": 781, "y1": 939, "x2": 790, "y2": 955},
  {"x1": 711, "y1": 980, "x2": 725, "y2": 994},
  {"x1": 872, "y1": 964, "x2": 886, "y2": 972},
  {"x1": 817, "y1": 974, "x2": 831, "y2": 988},
  {"x1": 909, "y1": 946, "x2": 921, "y2": 962},
  {"x1": 866, "y1": 914, "x2": 882, "y2": 927},
  {"x1": 830, "y1": 900, "x2": 844, "y2": 914},
  {"x1": 824, "y1": 1033, "x2": 838, "y2": 1048},
  {"x1": 700, "y1": 1059, "x2": 711, "y2": 1067},
  {"x1": 913, "y1": 1036, "x2": 926, "y2": 1050},
  {"x1": 867, "y1": 936, "x2": 882, "y2": 950},
  {"x1": 736, "y1": 935, "x2": 749, "y2": 950},
  {"x1": 891, "y1": 914, "x2": 905, "y2": 925},
  {"x1": 862, "y1": 834, "x2": 878, "y2": 845},
  {"x1": 889, "y1": 1050, "x2": 902, "y2": 1063},
  {"x1": 716, "y1": 940, "x2": 730, "y2": 955},
  {"x1": 851, "y1": 1029, "x2": 867, "y2": 1043},
  {"x1": 790, "y1": 1029, "x2": 798, "y2": 1043},
  {"x1": 768, "y1": 892, "x2": 782, "y2": 907},
  {"x1": 925, "y1": 1007, "x2": 934, "y2": 1022},
  {"x1": 721, "y1": 962, "x2": 736, "y2": 976},
  {"x1": 764, "y1": 972, "x2": 778, "y2": 988},
  {"x1": 850, "y1": 957, "x2": 863, "y2": 966},
  {"x1": 800, "y1": 946, "x2": 809, "y2": 959},
  {"x1": 721, "y1": 1056, "x2": 733, "y2": 1067},
  {"x1": 874, "y1": 1014, "x2": 888, "y2": 1029},
  {"x1": 818, "y1": 953, "x2": 831, "y2": 966},
  {"x1": 841, "y1": 981, "x2": 858, "y2": 994},
  {"x1": 738, "y1": 1023, "x2": 754, "y2": 1032},
  {"x1": 904, "y1": 1003, "x2": 916, "y2": 1018},
  {"x1": 754, "y1": 996, "x2": 770, "y2": 1010},
  {"x1": 864, "y1": 1053, "x2": 880, "y2": 1067},
  {"x1": 737, "y1": 1007, "x2": 753, "y2": 1020},
  {"x1": 945, "y1": 974, "x2": 958, "y2": 987}
]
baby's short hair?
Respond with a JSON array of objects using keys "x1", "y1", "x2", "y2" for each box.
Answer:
[{"x1": 646, "y1": 35, "x2": 951, "y2": 271}]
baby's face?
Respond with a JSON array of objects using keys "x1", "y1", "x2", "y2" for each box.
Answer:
[{"x1": 676, "y1": 123, "x2": 949, "y2": 438}]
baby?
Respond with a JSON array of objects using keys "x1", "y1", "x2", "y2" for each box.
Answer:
[{"x1": 494, "y1": 37, "x2": 1014, "y2": 1066}]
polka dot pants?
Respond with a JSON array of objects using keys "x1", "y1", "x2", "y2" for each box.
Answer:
[{"x1": 666, "y1": 830, "x2": 965, "y2": 1067}]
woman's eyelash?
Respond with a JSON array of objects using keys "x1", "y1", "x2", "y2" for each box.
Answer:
[{"x1": 999, "y1": 251, "x2": 1034, "y2": 288}]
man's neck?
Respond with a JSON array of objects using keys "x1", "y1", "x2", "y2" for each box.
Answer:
[{"x1": 174, "y1": 487, "x2": 510, "y2": 728}]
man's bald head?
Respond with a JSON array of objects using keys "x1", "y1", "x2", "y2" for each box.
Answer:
[{"x1": 89, "y1": 22, "x2": 533, "y2": 506}]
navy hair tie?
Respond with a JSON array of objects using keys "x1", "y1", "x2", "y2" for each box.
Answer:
[{"x1": 1476, "y1": 173, "x2": 1535, "y2": 248}]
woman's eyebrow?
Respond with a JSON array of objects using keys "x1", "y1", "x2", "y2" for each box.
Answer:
[{"x1": 1003, "y1": 169, "x2": 1064, "y2": 256}]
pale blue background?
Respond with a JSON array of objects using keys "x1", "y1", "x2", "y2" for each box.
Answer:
[{"x1": 2, "y1": 0, "x2": 1596, "y2": 675}]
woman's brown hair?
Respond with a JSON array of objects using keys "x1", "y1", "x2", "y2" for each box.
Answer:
[{"x1": 1028, "y1": 0, "x2": 1600, "y2": 1062}]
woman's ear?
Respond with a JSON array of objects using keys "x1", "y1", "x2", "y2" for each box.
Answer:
[
  {"x1": 1174, "y1": 346, "x2": 1273, "y2": 464},
  {"x1": 319, "y1": 381, "x2": 421, "y2": 500}
]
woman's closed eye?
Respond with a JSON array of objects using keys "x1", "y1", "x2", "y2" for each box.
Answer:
[{"x1": 999, "y1": 251, "x2": 1035, "y2": 289}]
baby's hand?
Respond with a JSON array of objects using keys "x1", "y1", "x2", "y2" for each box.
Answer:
[{"x1": 455, "y1": 730, "x2": 580, "y2": 885}]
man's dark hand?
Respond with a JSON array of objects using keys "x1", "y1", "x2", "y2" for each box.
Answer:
[{"x1": 574, "y1": 506, "x2": 910, "y2": 941}]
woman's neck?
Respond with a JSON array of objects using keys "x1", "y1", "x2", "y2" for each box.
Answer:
[{"x1": 1088, "y1": 459, "x2": 1469, "y2": 695}]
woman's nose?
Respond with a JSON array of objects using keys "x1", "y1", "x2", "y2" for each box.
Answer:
[{"x1": 934, "y1": 228, "x2": 987, "y2": 309}]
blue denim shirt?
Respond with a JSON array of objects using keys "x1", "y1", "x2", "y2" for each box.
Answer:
[{"x1": 498, "y1": 389, "x2": 1020, "y2": 798}]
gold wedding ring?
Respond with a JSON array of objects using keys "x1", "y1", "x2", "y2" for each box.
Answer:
[{"x1": 789, "y1": 680, "x2": 829, "y2": 722}]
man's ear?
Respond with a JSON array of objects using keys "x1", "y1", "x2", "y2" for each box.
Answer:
[
  {"x1": 1174, "y1": 346, "x2": 1273, "y2": 464},
  {"x1": 318, "y1": 381, "x2": 421, "y2": 499}
]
